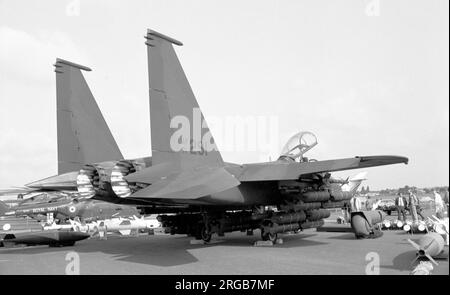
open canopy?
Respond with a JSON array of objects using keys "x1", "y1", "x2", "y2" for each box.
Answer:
[{"x1": 280, "y1": 131, "x2": 318, "y2": 162}]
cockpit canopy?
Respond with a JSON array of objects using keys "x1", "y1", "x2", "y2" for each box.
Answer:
[{"x1": 279, "y1": 131, "x2": 318, "y2": 162}]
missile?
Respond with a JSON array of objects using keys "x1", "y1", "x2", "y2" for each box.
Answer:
[
  {"x1": 403, "y1": 224, "x2": 411, "y2": 232},
  {"x1": 418, "y1": 223, "x2": 427, "y2": 232},
  {"x1": 403, "y1": 221, "x2": 431, "y2": 234},
  {"x1": 1, "y1": 230, "x2": 90, "y2": 247}
]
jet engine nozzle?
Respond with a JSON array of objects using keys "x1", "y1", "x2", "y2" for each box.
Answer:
[
  {"x1": 76, "y1": 157, "x2": 151, "y2": 199},
  {"x1": 111, "y1": 157, "x2": 151, "y2": 198},
  {"x1": 76, "y1": 164, "x2": 100, "y2": 198},
  {"x1": 76, "y1": 161, "x2": 119, "y2": 198}
]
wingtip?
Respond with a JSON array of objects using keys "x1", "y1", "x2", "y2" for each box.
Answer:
[{"x1": 357, "y1": 155, "x2": 409, "y2": 165}]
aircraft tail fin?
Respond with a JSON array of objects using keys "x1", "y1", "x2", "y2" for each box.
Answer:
[
  {"x1": 342, "y1": 172, "x2": 368, "y2": 193},
  {"x1": 145, "y1": 29, "x2": 223, "y2": 168},
  {"x1": 54, "y1": 58, "x2": 123, "y2": 174}
]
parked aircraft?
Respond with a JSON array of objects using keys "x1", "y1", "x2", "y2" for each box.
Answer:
[
  {"x1": 10, "y1": 29, "x2": 408, "y2": 242},
  {"x1": 0, "y1": 197, "x2": 140, "y2": 223}
]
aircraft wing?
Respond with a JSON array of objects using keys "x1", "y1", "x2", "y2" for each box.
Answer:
[
  {"x1": 126, "y1": 166, "x2": 241, "y2": 200},
  {"x1": 236, "y1": 155, "x2": 408, "y2": 182}
]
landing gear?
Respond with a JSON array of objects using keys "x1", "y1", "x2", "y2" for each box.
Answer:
[
  {"x1": 261, "y1": 228, "x2": 277, "y2": 242},
  {"x1": 201, "y1": 226, "x2": 212, "y2": 243},
  {"x1": 199, "y1": 213, "x2": 214, "y2": 243}
]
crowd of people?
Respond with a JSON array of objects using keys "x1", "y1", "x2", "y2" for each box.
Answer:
[
  {"x1": 395, "y1": 189, "x2": 448, "y2": 221},
  {"x1": 345, "y1": 188, "x2": 449, "y2": 221}
]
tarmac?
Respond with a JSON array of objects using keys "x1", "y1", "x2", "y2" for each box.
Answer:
[{"x1": 0, "y1": 227, "x2": 448, "y2": 275}]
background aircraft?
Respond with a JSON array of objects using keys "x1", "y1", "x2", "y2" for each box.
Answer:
[{"x1": 0, "y1": 196, "x2": 140, "y2": 223}]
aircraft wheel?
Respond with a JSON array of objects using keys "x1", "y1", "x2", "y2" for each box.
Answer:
[
  {"x1": 261, "y1": 229, "x2": 277, "y2": 242},
  {"x1": 201, "y1": 226, "x2": 212, "y2": 242}
]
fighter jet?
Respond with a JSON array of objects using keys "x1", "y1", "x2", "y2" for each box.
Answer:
[
  {"x1": 115, "y1": 29, "x2": 408, "y2": 241},
  {"x1": 0, "y1": 196, "x2": 140, "y2": 224},
  {"x1": 13, "y1": 29, "x2": 408, "y2": 243},
  {"x1": 0, "y1": 192, "x2": 74, "y2": 221}
]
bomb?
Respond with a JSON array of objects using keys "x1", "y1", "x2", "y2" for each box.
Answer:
[
  {"x1": 267, "y1": 223, "x2": 301, "y2": 235},
  {"x1": 271, "y1": 211, "x2": 307, "y2": 225},
  {"x1": 300, "y1": 220, "x2": 325, "y2": 229},
  {"x1": 280, "y1": 202, "x2": 321, "y2": 212},
  {"x1": 408, "y1": 232, "x2": 446, "y2": 265},
  {"x1": 300, "y1": 191, "x2": 331, "y2": 202},
  {"x1": 306, "y1": 209, "x2": 331, "y2": 221}
]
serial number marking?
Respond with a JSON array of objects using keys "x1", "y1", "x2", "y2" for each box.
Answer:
[
  {"x1": 175, "y1": 279, "x2": 275, "y2": 292},
  {"x1": 219, "y1": 279, "x2": 275, "y2": 290}
]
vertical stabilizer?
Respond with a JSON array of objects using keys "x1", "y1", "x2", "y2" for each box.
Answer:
[
  {"x1": 55, "y1": 58, "x2": 123, "y2": 174},
  {"x1": 145, "y1": 29, "x2": 223, "y2": 168},
  {"x1": 342, "y1": 172, "x2": 368, "y2": 193}
]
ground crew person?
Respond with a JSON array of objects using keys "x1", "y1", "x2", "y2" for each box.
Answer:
[
  {"x1": 409, "y1": 190, "x2": 425, "y2": 221},
  {"x1": 395, "y1": 192, "x2": 408, "y2": 221},
  {"x1": 433, "y1": 190, "x2": 445, "y2": 219},
  {"x1": 350, "y1": 196, "x2": 362, "y2": 212}
]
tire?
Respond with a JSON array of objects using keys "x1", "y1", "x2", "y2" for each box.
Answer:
[
  {"x1": 261, "y1": 228, "x2": 277, "y2": 242},
  {"x1": 201, "y1": 226, "x2": 212, "y2": 243}
]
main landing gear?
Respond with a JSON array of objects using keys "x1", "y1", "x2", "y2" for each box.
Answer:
[{"x1": 260, "y1": 222, "x2": 278, "y2": 242}]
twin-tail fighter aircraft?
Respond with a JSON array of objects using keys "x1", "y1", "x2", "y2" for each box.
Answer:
[{"x1": 12, "y1": 29, "x2": 408, "y2": 242}]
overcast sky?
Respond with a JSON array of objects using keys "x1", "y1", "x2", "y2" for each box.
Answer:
[{"x1": 0, "y1": 0, "x2": 448, "y2": 190}]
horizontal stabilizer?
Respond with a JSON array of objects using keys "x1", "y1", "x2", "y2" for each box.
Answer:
[
  {"x1": 0, "y1": 187, "x2": 38, "y2": 196},
  {"x1": 26, "y1": 171, "x2": 79, "y2": 190},
  {"x1": 124, "y1": 162, "x2": 179, "y2": 184},
  {"x1": 238, "y1": 155, "x2": 408, "y2": 182},
  {"x1": 127, "y1": 167, "x2": 240, "y2": 200}
]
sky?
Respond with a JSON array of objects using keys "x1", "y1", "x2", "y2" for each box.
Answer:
[{"x1": 0, "y1": 0, "x2": 448, "y2": 190}]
